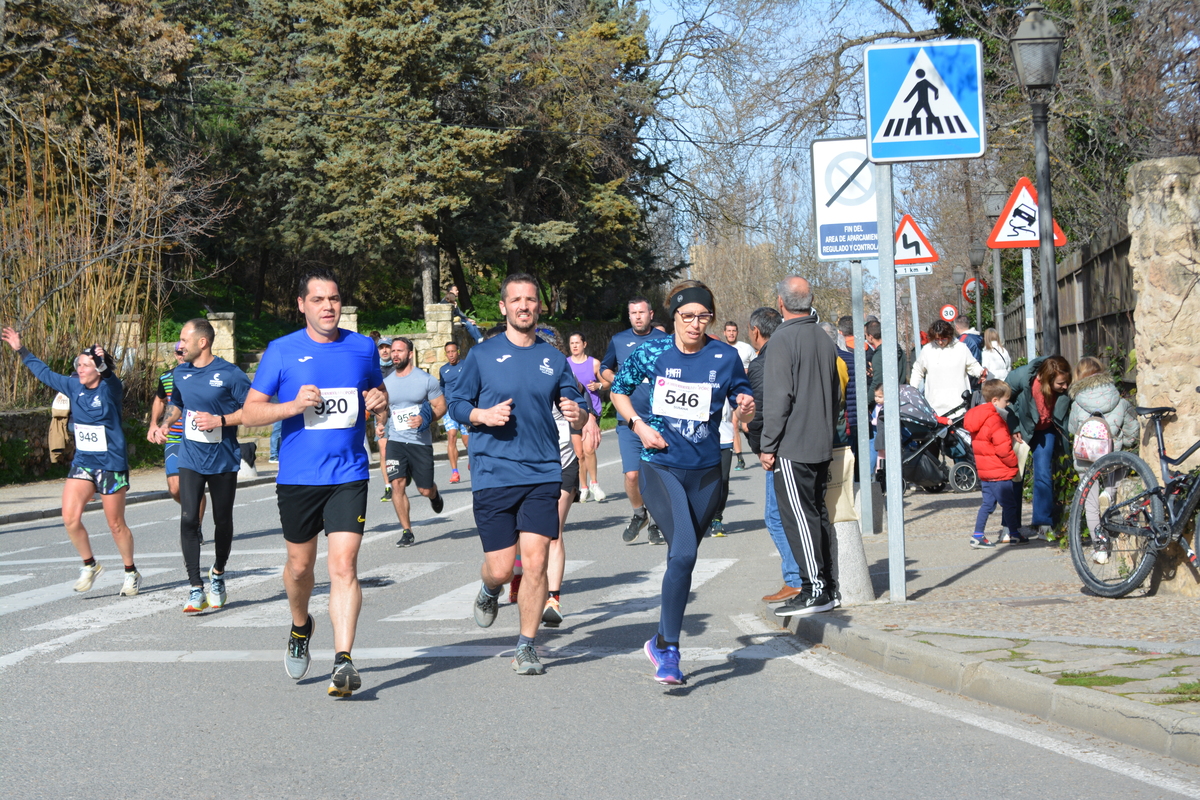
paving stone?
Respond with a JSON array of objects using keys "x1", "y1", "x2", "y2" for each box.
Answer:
[
  {"x1": 911, "y1": 635, "x2": 1019, "y2": 654},
  {"x1": 1101, "y1": 665, "x2": 1178, "y2": 681},
  {"x1": 1117, "y1": 677, "x2": 1200, "y2": 693}
]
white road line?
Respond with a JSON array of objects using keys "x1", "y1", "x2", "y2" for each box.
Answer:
[
  {"x1": 567, "y1": 558, "x2": 738, "y2": 622},
  {"x1": 0, "y1": 574, "x2": 34, "y2": 586},
  {"x1": 58, "y1": 643, "x2": 781, "y2": 664},
  {"x1": 729, "y1": 614, "x2": 1200, "y2": 799},
  {"x1": 0, "y1": 546, "x2": 51, "y2": 557},
  {"x1": 203, "y1": 562, "x2": 453, "y2": 628},
  {"x1": 0, "y1": 568, "x2": 172, "y2": 617},
  {"x1": 382, "y1": 560, "x2": 594, "y2": 621}
]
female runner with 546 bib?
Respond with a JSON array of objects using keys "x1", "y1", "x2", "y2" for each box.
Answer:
[{"x1": 610, "y1": 280, "x2": 754, "y2": 685}]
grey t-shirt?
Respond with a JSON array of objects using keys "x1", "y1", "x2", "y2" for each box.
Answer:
[{"x1": 383, "y1": 368, "x2": 442, "y2": 446}]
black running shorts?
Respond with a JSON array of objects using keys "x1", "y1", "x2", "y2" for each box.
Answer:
[
  {"x1": 277, "y1": 480, "x2": 369, "y2": 544},
  {"x1": 385, "y1": 440, "x2": 435, "y2": 490}
]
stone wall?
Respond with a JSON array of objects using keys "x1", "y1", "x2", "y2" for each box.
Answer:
[
  {"x1": 206, "y1": 312, "x2": 237, "y2": 364},
  {"x1": 1128, "y1": 155, "x2": 1200, "y2": 597},
  {"x1": 0, "y1": 408, "x2": 65, "y2": 479}
]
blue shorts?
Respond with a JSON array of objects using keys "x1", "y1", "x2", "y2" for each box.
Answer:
[
  {"x1": 164, "y1": 442, "x2": 181, "y2": 477},
  {"x1": 617, "y1": 425, "x2": 645, "y2": 473},
  {"x1": 442, "y1": 415, "x2": 464, "y2": 434},
  {"x1": 472, "y1": 482, "x2": 560, "y2": 552}
]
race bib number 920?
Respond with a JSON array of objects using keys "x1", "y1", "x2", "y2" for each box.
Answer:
[
  {"x1": 651, "y1": 377, "x2": 712, "y2": 422},
  {"x1": 304, "y1": 387, "x2": 359, "y2": 430}
]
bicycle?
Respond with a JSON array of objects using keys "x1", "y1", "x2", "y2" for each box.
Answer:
[{"x1": 1067, "y1": 387, "x2": 1200, "y2": 597}]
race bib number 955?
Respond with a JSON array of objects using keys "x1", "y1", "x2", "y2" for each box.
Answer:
[
  {"x1": 651, "y1": 377, "x2": 712, "y2": 422},
  {"x1": 304, "y1": 387, "x2": 359, "y2": 430}
]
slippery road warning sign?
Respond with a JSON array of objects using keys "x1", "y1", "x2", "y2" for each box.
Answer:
[
  {"x1": 986, "y1": 176, "x2": 1067, "y2": 248},
  {"x1": 865, "y1": 40, "x2": 986, "y2": 163}
]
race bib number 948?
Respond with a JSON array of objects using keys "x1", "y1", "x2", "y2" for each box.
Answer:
[
  {"x1": 304, "y1": 387, "x2": 359, "y2": 430},
  {"x1": 651, "y1": 377, "x2": 712, "y2": 422}
]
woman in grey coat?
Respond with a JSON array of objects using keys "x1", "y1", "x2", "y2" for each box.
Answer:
[{"x1": 1067, "y1": 357, "x2": 1139, "y2": 563}]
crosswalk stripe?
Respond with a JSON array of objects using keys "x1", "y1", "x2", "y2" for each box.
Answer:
[
  {"x1": 0, "y1": 574, "x2": 34, "y2": 587},
  {"x1": 0, "y1": 568, "x2": 173, "y2": 617},
  {"x1": 568, "y1": 558, "x2": 738, "y2": 621},
  {"x1": 381, "y1": 560, "x2": 594, "y2": 622},
  {"x1": 202, "y1": 562, "x2": 453, "y2": 628}
]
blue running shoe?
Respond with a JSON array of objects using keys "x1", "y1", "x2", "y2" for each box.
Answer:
[{"x1": 644, "y1": 637, "x2": 684, "y2": 685}]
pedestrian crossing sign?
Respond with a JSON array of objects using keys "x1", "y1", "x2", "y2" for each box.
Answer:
[{"x1": 864, "y1": 40, "x2": 986, "y2": 163}]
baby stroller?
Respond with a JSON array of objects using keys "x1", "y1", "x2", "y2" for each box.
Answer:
[{"x1": 877, "y1": 386, "x2": 978, "y2": 493}]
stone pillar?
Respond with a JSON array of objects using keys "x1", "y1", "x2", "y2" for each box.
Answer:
[
  {"x1": 341, "y1": 306, "x2": 358, "y2": 333},
  {"x1": 425, "y1": 303, "x2": 454, "y2": 343},
  {"x1": 112, "y1": 314, "x2": 141, "y2": 372},
  {"x1": 206, "y1": 312, "x2": 237, "y2": 364},
  {"x1": 1128, "y1": 156, "x2": 1200, "y2": 597}
]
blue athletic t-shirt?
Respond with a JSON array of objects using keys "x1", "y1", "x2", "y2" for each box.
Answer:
[
  {"x1": 601, "y1": 327, "x2": 671, "y2": 419},
  {"x1": 170, "y1": 357, "x2": 252, "y2": 474},
  {"x1": 21, "y1": 351, "x2": 127, "y2": 472},
  {"x1": 251, "y1": 328, "x2": 383, "y2": 486},
  {"x1": 611, "y1": 336, "x2": 753, "y2": 469},
  {"x1": 447, "y1": 334, "x2": 584, "y2": 492}
]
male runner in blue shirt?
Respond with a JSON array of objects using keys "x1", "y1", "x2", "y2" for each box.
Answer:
[
  {"x1": 439, "y1": 341, "x2": 469, "y2": 483},
  {"x1": 241, "y1": 269, "x2": 388, "y2": 698},
  {"x1": 447, "y1": 273, "x2": 586, "y2": 676},
  {"x1": 599, "y1": 297, "x2": 671, "y2": 544}
]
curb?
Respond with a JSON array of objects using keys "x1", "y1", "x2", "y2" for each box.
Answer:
[
  {"x1": 0, "y1": 474, "x2": 280, "y2": 527},
  {"x1": 766, "y1": 607, "x2": 1200, "y2": 766}
]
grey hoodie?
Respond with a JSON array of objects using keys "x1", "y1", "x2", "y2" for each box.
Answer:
[{"x1": 1067, "y1": 372, "x2": 1139, "y2": 451}]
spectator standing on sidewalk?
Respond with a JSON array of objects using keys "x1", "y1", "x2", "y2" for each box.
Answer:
[
  {"x1": 980, "y1": 328, "x2": 1012, "y2": 381},
  {"x1": 759, "y1": 277, "x2": 842, "y2": 618},
  {"x1": 1005, "y1": 355, "x2": 1073, "y2": 540},
  {"x1": 909, "y1": 319, "x2": 984, "y2": 418}
]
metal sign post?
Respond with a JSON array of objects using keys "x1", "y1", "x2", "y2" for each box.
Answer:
[
  {"x1": 850, "y1": 260, "x2": 874, "y2": 536},
  {"x1": 1022, "y1": 248, "x2": 1037, "y2": 358},
  {"x1": 909, "y1": 277, "x2": 922, "y2": 357}
]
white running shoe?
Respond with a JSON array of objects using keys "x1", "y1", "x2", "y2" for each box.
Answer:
[
  {"x1": 74, "y1": 562, "x2": 104, "y2": 592},
  {"x1": 589, "y1": 483, "x2": 606, "y2": 502},
  {"x1": 119, "y1": 570, "x2": 141, "y2": 597},
  {"x1": 579, "y1": 486, "x2": 591, "y2": 502}
]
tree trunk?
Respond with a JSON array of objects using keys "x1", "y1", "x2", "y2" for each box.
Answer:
[
  {"x1": 438, "y1": 217, "x2": 472, "y2": 311},
  {"x1": 414, "y1": 220, "x2": 439, "y2": 319},
  {"x1": 253, "y1": 247, "x2": 269, "y2": 319}
]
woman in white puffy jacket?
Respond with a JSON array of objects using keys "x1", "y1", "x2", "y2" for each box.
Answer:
[
  {"x1": 909, "y1": 319, "x2": 984, "y2": 417},
  {"x1": 980, "y1": 328, "x2": 1011, "y2": 381}
]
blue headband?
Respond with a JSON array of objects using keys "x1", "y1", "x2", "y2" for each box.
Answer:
[{"x1": 669, "y1": 287, "x2": 714, "y2": 317}]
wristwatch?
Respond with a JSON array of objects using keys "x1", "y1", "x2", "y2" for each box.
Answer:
[{"x1": 626, "y1": 416, "x2": 641, "y2": 430}]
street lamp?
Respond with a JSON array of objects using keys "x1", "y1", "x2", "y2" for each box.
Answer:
[
  {"x1": 1011, "y1": 1, "x2": 1065, "y2": 355},
  {"x1": 982, "y1": 177, "x2": 1007, "y2": 341},
  {"x1": 969, "y1": 241, "x2": 987, "y2": 330}
]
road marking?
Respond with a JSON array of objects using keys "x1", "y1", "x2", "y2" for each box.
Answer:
[
  {"x1": 729, "y1": 614, "x2": 1200, "y2": 799},
  {"x1": 203, "y1": 562, "x2": 453, "y2": 628},
  {"x1": 0, "y1": 546, "x2": 51, "y2": 557},
  {"x1": 0, "y1": 568, "x2": 173, "y2": 617},
  {"x1": 566, "y1": 559, "x2": 738, "y2": 622},
  {"x1": 382, "y1": 560, "x2": 594, "y2": 621},
  {"x1": 0, "y1": 574, "x2": 34, "y2": 586}
]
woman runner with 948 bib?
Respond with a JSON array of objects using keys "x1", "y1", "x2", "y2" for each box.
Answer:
[{"x1": 610, "y1": 280, "x2": 754, "y2": 685}]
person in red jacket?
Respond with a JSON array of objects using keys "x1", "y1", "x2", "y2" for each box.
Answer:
[{"x1": 963, "y1": 379, "x2": 1028, "y2": 548}]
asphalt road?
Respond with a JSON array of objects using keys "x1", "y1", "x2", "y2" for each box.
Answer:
[{"x1": 4, "y1": 441, "x2": 1200, "y2": 799}]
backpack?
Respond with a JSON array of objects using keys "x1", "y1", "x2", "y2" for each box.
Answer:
[{"x1": 1074, "y1": 412, "x2": 1114, "y2": 462}]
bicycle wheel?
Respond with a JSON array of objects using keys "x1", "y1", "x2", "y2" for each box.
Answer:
[{"x1": 1067, "y1": 451, "x2": 1163, "y2": 597}]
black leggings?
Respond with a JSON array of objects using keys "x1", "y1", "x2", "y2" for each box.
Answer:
[
  {"x1": 638, "y1": 461, "x2": 723, "y2": 643},
  {"x1": 713, "y1": 448, "x2": 733, "y2": 519},
  {"x1": 179, "y1": 468, "x2": 236, "y2": 586}
]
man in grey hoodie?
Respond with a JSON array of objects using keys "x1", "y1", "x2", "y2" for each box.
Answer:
[{"x1": 759, "y1": 276, "x2": 843, "y2": 617}]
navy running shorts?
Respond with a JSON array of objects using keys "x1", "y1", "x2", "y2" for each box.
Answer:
[
  {"x1": 472, "y1": 482, "x2": 560, "y2": 552},
  {"x1": 616, "y1": 424, "x2": 645, "y2": 473}
]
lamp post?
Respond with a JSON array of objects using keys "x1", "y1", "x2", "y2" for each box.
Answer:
[
  {"x1": 982, "y1": 177, "x2": 1006, "y2": 341},
  {"x1": 951, "y1": 265, "x2": 966, "y2": 324},
  {"x1": 1011, "y1": 1, "x2": 1065, "y2": 356},
  {"x1": 968, "y1": 241, "x2": 987, "y2": 331}
]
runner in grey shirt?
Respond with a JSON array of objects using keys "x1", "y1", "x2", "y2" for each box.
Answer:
[{"x1": 376, "y1": 337, "x2": 447, "y2": 547}]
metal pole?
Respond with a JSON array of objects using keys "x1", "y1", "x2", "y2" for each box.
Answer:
[
  {"x1": 908, "y1": 276, "x2": 921, "y2": 359},
  {"x1": 850, "y1": 260, "x2": 874, "y2": 536},
  {"x1": 876, "y1": 163, "x2": 906, "y2": 603},
  {"x1": 974, "y1": 267, "x2": 983, "y2": 329},
  {"x1": 1022, "y1": 248, "x2": 1037, "y2": 358},
  {"x1": 992, "y1": 248, "x2": 1004, "y2": 340},
  {"x1": 1032, "y1": 100, "x2": 1059, "y2": 355}
]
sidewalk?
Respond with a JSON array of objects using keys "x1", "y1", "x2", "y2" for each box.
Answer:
[
  {"x1": 764, "y1": 488, "x2": 1200, "y2": 766},
  {"x1": 0, "y1": 440, "x2": 459, "y2": 526}
]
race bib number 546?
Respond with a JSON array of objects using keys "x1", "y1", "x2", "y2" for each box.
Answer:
[
  {"x1": 651, "y1": 377, "x2": 712, "y2": 422},
  {"x1": 303, "y1": 387, "x2": 359, "y2": 430}
]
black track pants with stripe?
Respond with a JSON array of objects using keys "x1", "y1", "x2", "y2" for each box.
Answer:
[{"x1": 773, "y1": 457, "x2": 837, "y2": 597}]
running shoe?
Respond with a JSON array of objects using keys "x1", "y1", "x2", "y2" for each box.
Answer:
[
  {"x1": 1007, "y1": 529, "x2": 1030, "y2": 545},
  {"x1": 774, "y1": 591, "x2": 834, "y2": 617},
  {"x1": 588, "y1": 482, "x2": 606, "y2": 502},
  {"x1": 74, "y1": 562, "x2": 104, "y2": 592},
  {"x1": 183, "y1": 586, "x2": 209, "y2": 613},
  {"x1": 119, "y1": 570, "x2": 141, "y2": 597},
  {"x1": 508, "y1": 574, "x2": 522, "y2": 604},
  {"x1": 395, "y1": 529, "x2": 415, "y2": 548},
  {"x1": 622, "y1": 511, "x2": 648, "y2": 543},
  {"x1": 969, "y1": 535, "x2": 995, "y2": 549},
  {"x1": 511, "y1": 643, "x2": 545, "y2": 675},
  {"x1": 381, "y1": 485, "x2": 392, "y2": 502},
  {"x1": 647, "y1": 523, "x2": 665, "y2": 546},
  {"x1": 328, "y1": 656, "x2": 361, "y2": 697},
  {"x1": 542, "y1": 596, "x2": 563, "y2": 627},
  {"x1": 998, "y1": 527, "x2": 1012, "y2": 544},
  {"x1": 644, "y1": 638, "x2": 684, "y2": 685},
  {"x1": 285, "y1": 615, "x2": 314, "y2": 680},
  {"x1": 430, "y1": 488, "x2": 444, "y2": 514},
  {"x1": 734, "y1": 456, "x2": 746, "y2": 471},
  {"x1": 208, "y1": 566, "x2": 227, "y2": 609},
  {"x1": 579, "y1": 486, "x2": 592, "y2": 503},
  {"x1": 473, "y1": 584, "x2": 499, "y2": 628},
  {"x1": 709, "y1": 519, "x2": 726, "y2": 537},
  {"x1": 449, "y1": 469, "x2": 460, "y2": 484}
]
